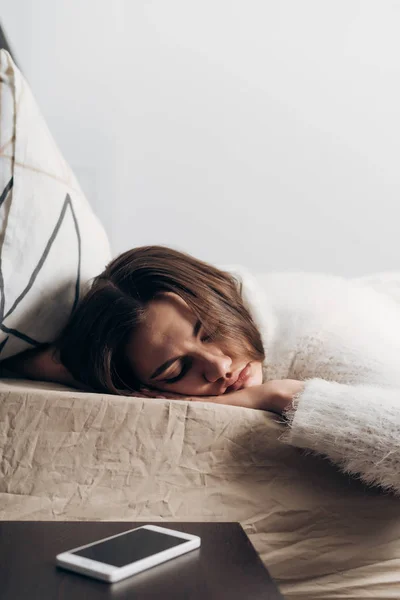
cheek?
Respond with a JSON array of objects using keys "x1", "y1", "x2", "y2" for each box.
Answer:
[
  {"x1": 173, "y1": 372, "x2": 203, "y2": 393},
  {"x1": 157, "y1": 370, "x2": 206, "y2": 396}
]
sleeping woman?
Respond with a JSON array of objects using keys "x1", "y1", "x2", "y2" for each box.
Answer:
[{"x1": 5, "y1": 245, "x2": 400, "y2": 495}]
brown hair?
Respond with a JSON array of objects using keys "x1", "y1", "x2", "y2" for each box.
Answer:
[{"x1": 57, "y1": 246, "x2": 265, "y2": 395}]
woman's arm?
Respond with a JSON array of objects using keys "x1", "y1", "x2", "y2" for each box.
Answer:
[
  {"x1": 187, "y1": 379, "x2": 303, "y2": 413},
  {"x1": 187, "y1": 377, "x2": 400, "y2": 495},
  {"x1": 281, "y1": 378, "x2": 400, "y2": 495},
  {"x1": 141, "y1": 379, "x2": 304, "y2": 412},
  {"x1": 1, "y1": 345, "x2": 82, "y2": 389}
]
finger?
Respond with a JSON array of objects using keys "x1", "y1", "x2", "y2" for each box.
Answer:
[
  {"x1": 140, "y1": 387, "x2": 187, "y2": 400},
  {"x1": 130, "y1": 388, "x2": 166, "y2": 399}
]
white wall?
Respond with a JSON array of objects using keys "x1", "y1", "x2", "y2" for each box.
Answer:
[{"x1": 2, "y1": 1, "x2": 400, "y2": 275}]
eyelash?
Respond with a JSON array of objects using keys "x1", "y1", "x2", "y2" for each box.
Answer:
[
  {"x1": 165, "y1": 359, "x2": 192, "y2": 384},
  {"x1": 165, "y1": 325, "x2": 212, "y2": 384}
]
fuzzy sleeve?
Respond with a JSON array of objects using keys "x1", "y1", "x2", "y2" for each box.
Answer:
[{"x1": 282, "y1": 378, "x2": 400, "y2": 494}]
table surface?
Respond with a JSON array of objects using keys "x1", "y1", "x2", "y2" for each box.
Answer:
[{"x1": 0, "y1": 521, "x2": 283, "y2": 599}]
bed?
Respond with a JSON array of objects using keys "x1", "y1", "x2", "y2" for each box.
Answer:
[
  {"x1": 2, "y1": 374, "x2": 400, "y2": 599},
  {"x1": 1, "y1": 21, "x2": 400, "y2": 600}
]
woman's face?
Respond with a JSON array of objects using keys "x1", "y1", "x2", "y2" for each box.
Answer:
[{"x1": 126, "y1": 293, "x2": 263, "y2": 396}]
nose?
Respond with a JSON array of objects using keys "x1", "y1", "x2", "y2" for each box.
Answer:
[{"x1": 202, "y1": 352, "x2": 232, "y2": 383}]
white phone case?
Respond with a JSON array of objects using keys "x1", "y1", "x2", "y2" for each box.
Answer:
[{"x1": 56, "y1": 524, "x2": 201, "y2": 582}]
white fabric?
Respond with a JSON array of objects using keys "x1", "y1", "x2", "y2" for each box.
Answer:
[
  {"x1": 238, "y1": 268, "x2": 400, "y2": 494},
  {"x1": 0, "y1": 51, "x2": 111, "y2": 359}
]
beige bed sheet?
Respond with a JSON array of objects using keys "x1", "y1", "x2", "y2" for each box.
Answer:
[{"x1": 1, "y1": 378, "x2": 400, "y2": 598}]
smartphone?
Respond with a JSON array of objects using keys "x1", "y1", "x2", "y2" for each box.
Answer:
[{"x1": 56, "y1": 524, "x2": 201, "y2": 583}]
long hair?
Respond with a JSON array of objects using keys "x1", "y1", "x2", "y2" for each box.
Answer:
[{"x1": 57, "y1": 246, "x2": 265, "y2": 395}]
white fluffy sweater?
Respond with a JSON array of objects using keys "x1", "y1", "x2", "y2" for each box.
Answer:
[{"x1": 237, "y1": 268, "x2": 400, "y2": 495}]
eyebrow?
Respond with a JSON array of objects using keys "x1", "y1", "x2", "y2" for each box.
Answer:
[{"x1": 149, "y1": 319, "x2": 201, "y2": 380}]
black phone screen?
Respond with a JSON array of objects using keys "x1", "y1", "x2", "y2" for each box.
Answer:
[{"x1": 72, "y1": 528, "x2": 188, "y2": 567}]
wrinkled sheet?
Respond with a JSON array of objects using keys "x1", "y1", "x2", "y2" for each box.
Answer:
[{"x1": 1, "y1": 378, "x2": 400, "y2": 598}]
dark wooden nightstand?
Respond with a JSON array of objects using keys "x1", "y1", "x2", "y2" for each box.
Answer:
[{"x1": 0, "y1": 521, "x2": 283, "y2": 599}]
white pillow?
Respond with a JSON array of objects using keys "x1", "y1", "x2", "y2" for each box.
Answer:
[{"x1": 0, "y1": 50, "x2": 111, "y2": 360}]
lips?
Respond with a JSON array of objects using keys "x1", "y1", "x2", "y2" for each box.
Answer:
[{"x1": 225, "y1": 363, "x2": 251, "y2": 394}]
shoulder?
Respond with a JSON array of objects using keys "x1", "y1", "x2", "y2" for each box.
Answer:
[
  {"x1": 221, "y1": 266, "x2": 350, "y2": 329},
  {"x1": 225, "y1": 267, "x2": 400, "y2": 384}
]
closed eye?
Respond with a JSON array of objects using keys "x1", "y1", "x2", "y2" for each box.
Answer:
[
  {"x1": 164, "y1": 358, "x2": 192, "y2": 384},
  {"x1": 201, "y1": 333, "x2": 212, "y2": 342},
  {"x1": 201, "y1": 323, "x2": 219, "y2": 343},
  {"x1": 155, "y1": 320, "x2": 209, "y2": 385}
]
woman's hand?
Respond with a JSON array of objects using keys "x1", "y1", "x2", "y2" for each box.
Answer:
[
  {"x1": 212, "y1": 379, "x2": 305, "y2": 413},
  {"x1": 136, "y1": 386, "x2": 187, "y2": 400},
  {"x1": 137, "y1": 379, "x2": 305, "y2": 414},
  {"x1": 256, "y1": 379, "x2": 305, "y2": 413}
]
